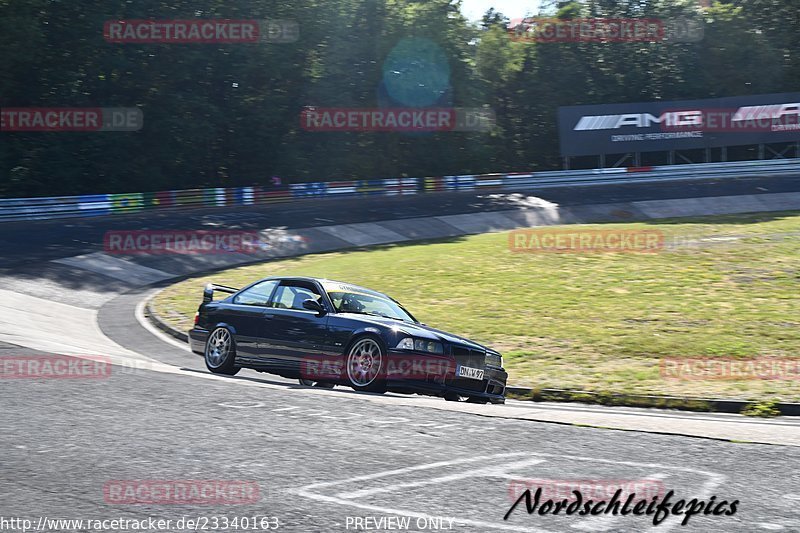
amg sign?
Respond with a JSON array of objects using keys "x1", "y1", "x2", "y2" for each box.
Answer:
[
  {"x1": 573, "y1": 111, "x2": 704, "y2": 130},
  {"x1": 558, "y1": 93, "x2": 800, "y2": 157}
]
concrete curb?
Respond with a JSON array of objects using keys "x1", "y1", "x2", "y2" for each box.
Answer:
[
  {"x1": 144, "y1": 296, "x2": 188, "y2": 343},
  {"x1": 505, "y1": 387, "x2": 800, "y2": 417}
]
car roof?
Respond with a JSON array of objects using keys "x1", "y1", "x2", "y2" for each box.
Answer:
[{"x1": 260, "y1": 276, "x2": 384, "y2": 297}]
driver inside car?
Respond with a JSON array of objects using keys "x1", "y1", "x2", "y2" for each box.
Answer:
[{"x1": 338, "y1": 294, "x2": 365, "y2": 313}]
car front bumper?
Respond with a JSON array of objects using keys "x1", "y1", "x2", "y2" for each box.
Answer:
[{"x1": 385, "y1": 349, "x2": 507, "y2": 403}]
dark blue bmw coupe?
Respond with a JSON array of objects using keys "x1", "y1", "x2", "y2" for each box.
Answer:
[{"x1": 188, "y1": 276, "x2": 507, "y2": 403}]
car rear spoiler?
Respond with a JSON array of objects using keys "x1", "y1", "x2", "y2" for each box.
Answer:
[{"x1": 203, "y1": 283, "x2": 239, "y2": 303}]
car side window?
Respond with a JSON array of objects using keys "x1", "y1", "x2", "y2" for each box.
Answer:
[
  {"x1": 269, "y1": 283, "x2": 322, "y2": 311},
  {"x1": 232, "y1": 280, "x2": 279, "y2": 306}
]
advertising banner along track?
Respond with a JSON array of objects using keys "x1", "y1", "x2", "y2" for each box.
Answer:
[{"x1": 558, "y1": 92, "x2": 800, "y2": 157}]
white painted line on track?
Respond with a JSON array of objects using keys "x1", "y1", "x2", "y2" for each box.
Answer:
[
  {"x1": 298, "y1": 453, "x2": 525, "y2": 490},
  {"x1": 289, "y1": 452, "x2": 726, "y2": 533},
  {"x1": 291, "y1": 453, "x2": 551, "y2": 533},
  {"x1": 218, "y1": 401, "x2": 265, "y2": 409},
  {"x1": 320, "y1": 413, "x2": 364, "y2": 420},
  {"x1": 335, "y1": 458, "x2": 547, "y2": 500},
  {"x1": 134, "y1": 291, "x2": 192, "y2": 353}
]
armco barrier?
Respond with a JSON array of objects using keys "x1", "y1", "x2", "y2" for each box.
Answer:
[{"x1": 1, "y1": 159, "x2": 798, "y2": 222}]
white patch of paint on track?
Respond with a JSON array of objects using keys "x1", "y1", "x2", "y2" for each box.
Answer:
[{"x1": 289, "y1": 452, "x2": 726, "y2": 533}]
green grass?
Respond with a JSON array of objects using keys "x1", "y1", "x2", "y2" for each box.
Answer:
[{"x1": 153, "y1": 211, "x2": 800, "y2": 402}]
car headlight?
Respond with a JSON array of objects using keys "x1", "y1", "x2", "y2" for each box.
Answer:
[
  {"x1": 395, "y1": 337, "x2": 444, "y2": 354},
  {"x1": 395, "y1": 337, "x2": 414, "y2": 350},
  {"x1": 486, "y1": 352, "x2": 503, "y2": 368}
]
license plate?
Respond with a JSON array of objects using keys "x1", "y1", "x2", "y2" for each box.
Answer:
[{"x1": 458, "y1": 365, "x2": 485, "y2": 381}]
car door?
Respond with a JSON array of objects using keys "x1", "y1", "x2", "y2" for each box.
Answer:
[
  {"x1": 223, "y1": 279, "x2": 279, "y2": 364},
  {"x1": 258, "y1": 280, "x2": 330, "y2": 375}
]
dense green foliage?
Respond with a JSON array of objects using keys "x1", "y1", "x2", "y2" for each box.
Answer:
[{"x1": 1, "y1": 0, "x2": 798, "y2": 196}]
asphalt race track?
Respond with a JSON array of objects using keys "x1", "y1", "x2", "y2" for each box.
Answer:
[
  {"x1": 2, "y1": 341, "x2": 799, "y2": 532},
  {"x1": 2, "y1": 178, "x2": 800, "y2": 532}
]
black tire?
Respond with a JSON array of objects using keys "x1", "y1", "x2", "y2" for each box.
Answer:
[
  {"x1": 344, "y1": 335, "x2": 387, "y2": 393},
  {"x1": 204, "y1": 327, "x2": 240, "y2": 375},
  {"x1": 466, "y1": 397, "x2": 489, "y2": 404},
  {"x1": 298, "y1": 379, "x2": 335, "y2": 388}
]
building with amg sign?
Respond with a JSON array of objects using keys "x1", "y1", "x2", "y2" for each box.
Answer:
[{"x1": 557, "y1": 93, "x2": 800, "y2": 168}]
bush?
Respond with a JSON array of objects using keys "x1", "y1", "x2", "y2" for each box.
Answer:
[{"x1": 741, "y1": 400, "x2": 781, "y2": 418}]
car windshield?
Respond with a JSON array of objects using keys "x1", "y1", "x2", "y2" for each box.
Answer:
[{"x1": 326, "y1": 289, "x2": 416, "y2": 323}]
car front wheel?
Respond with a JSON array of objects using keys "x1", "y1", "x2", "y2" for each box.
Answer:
[
  {"x1": 204, "y1": 327, "x2": 240, "y2": 375},
  {"x1": 345, "y1": 336, "x2": 387, "y2": 393},
  {"x1": 299, "y1": 379, "x2": 335, "y2": 388}
]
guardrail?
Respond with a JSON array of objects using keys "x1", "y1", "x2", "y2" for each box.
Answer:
[{"x1": 1, "y1": 159, "x2": 798, "y2": 222}]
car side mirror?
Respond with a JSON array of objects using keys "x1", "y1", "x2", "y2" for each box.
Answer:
[{"x1": 302, "y1": 299, "x2": 326, "y2": 315}]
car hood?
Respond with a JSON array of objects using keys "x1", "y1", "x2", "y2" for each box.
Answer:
[{"x1": 338, "y1": 313, "x2": 495, "y2": 353}]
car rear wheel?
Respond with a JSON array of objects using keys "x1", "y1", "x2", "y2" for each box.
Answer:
[
  {"x1": 205, "y1": 327, "x2": 240, "y2": 375},
  {"x1": 345, "y1": 336, "x2": 387, "y2": 393}
]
